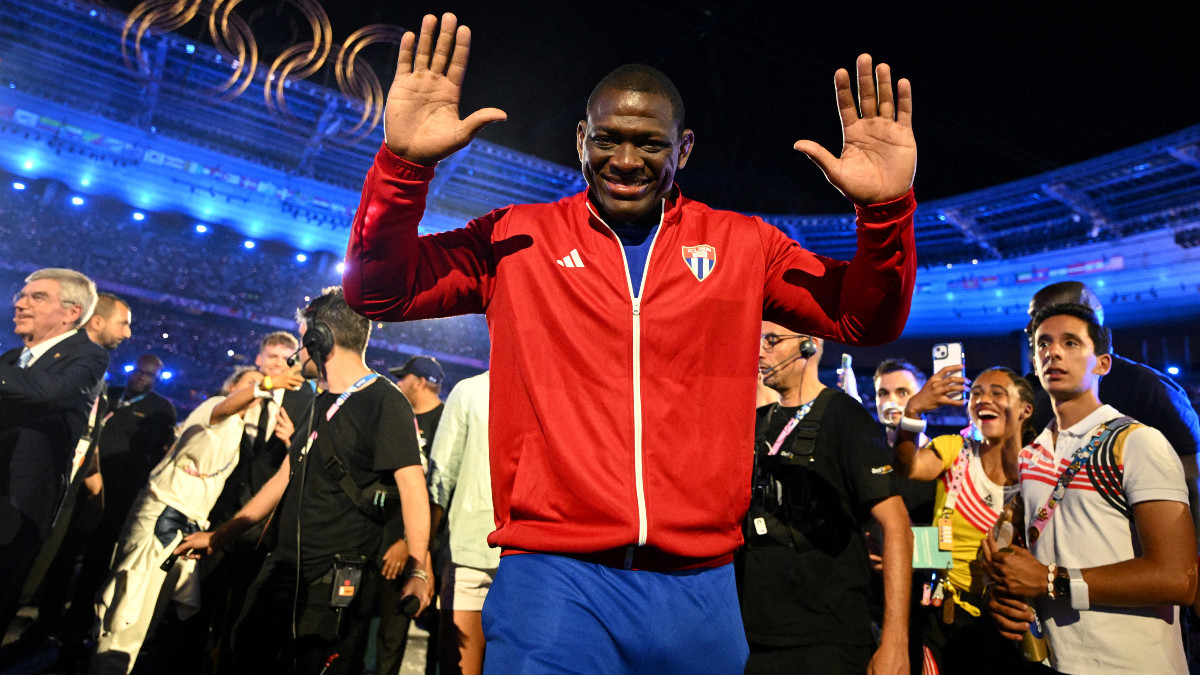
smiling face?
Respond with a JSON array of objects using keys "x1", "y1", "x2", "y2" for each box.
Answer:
[
  {"x1": 1034, "y1": 314, "x2": 1111, "y2": 400},
  {"x1": 969, "y1": 370, "x2": 1032, "y2": 443},
  {"x1": 256, "y1": 343, "x2": 294, "y2": 377},
  {"x1": 576, "y1": 88, "x2": 694, "y2": 227},
  {"x1": 13, "y1": 278, "x2": 82, "y2": 346}
]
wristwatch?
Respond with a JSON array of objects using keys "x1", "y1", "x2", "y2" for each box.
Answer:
[{"x1": 1050, "y1": 565, "x2": 1070, "y2": 600}]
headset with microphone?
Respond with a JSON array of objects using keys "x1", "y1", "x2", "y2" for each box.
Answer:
[
  {"x1": 760, "y1": 336, "x2": 817, "y2": 378},
  {"x1": 289, "y1": 302, "x2": 335, "y2": 380}
]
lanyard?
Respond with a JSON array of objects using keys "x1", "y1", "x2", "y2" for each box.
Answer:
[
  {"x1": 941, "y1": 439, "x2": 974, "y2": 514},
  {"x1": 118, "y1": 392, "x2": 148, "y2": 408},
  {"x1": 1027, "y1": 418, "x2": 1126, "y2": 545},
  {"x1": 768, "y1": 401, "x2": 814, "y2": 456},
  {"x1": 300, "y1": 373, "x2": 380, "y2": 458}
]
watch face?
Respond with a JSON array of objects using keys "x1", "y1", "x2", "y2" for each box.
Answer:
[{"x1": 1054, "y1": 573, "x2": 1071, "y2": 599}]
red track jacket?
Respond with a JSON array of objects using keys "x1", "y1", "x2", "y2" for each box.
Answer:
[{"x1": 345, "y1": 145, "x2": 917, "y2": 569}]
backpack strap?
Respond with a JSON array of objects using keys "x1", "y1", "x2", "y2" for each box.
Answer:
[
  {"x1": 788, "y1": 387, "x2": 836, "y2": 458},
  {"x1": 1086, "y1": 416, "x2": 1137, "y2": 519}
]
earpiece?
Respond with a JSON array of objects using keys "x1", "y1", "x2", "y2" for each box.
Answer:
[{"x1": 797, "y1": 338, "x2": 817, "y2": 358}]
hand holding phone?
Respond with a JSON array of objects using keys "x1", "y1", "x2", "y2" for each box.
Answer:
[{"x1": 932, "y1": 342, "x2": 967, "y2": 401}]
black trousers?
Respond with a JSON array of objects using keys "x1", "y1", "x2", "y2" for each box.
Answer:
[
  {"x1": 230, "y1": 554, "x2": 379, "y2": 675},
  {"x1": 746, "y1": 641, "x2": 872, "y2": 674}
]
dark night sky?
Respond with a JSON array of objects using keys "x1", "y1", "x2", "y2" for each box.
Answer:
[{"x1": 104, "y1": 0, "x2": 1200, "y2": 214}]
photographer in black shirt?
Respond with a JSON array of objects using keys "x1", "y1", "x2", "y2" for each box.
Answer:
[{"x1": 176, "y1": 288, "x2": 430, "y2": 674}]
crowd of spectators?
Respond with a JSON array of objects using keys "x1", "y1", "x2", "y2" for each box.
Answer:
[{"x1": 0, "y1": 178, "x2": 488, "y2": 416}]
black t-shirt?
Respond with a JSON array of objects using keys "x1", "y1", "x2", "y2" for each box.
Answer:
[
  {"x1": 738, "y1": 389, "x2": 896, "y2": 648},
  {"x1": 275, "y1": 377, "x2": 422, "y2": 582},
  {"x1": 99, "y1": 387, "x2": 178, "y2": 526},
  {"x1": 415, "y1": 403, "x2": 444, "y2": 459}
]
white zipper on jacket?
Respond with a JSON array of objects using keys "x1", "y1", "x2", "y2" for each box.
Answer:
[{"x1": 587, "y1": 200, "x2": 664, "y2": 554}]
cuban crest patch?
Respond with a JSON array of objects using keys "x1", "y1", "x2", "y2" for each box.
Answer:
[{"x1": 681, "y1": 244, "x2": 716, "y2": 281}]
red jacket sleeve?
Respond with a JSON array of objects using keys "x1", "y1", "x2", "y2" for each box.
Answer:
[
  {"x1": 761, "y1": 190, "x2": 917, "y2": 346},
  {"x1": 344, "y1": 144, "x2": 501, "y2": 320}
]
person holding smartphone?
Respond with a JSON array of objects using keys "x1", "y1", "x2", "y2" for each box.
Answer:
[{"x1": 893, "y1": 364, "x2": 1042, "y2": 673}]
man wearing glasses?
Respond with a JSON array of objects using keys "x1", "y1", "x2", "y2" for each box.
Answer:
[
  {"x1": 741, "y1": 323, "x2": 911, "y2": 672},
  {"x1": 0, "y1": 268, "x2": 109, "y2": 636}
]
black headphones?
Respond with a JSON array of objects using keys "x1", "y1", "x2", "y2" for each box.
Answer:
[{"x1": 302, "y1": 302, "x2": 335, "y2": 367}]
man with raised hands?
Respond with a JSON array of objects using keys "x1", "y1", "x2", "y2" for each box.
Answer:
[{"x1": 344, "y1": 12, "x2": 917, "y2": 672}]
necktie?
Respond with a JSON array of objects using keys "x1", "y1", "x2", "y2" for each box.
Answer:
[
  {"x1": 255, "y1": 397, "x2": 273, "y2": 448},
  {"x1": 17, "y1": 348, "x2": 32, "y2": 368}
]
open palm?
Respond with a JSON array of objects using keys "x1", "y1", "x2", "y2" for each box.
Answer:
[
  {"x1": 384, "y1": 13, "x2": 506, "y2": 166},
  {"x1": 794, "y1": 54, "x2": 916, "y2": 206}
]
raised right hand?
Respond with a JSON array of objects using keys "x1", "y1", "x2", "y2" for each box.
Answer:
[
  {"x1": 273, "y1": 370, "x2": 306, "y2": 392},
  {"x1": 384, "y1": 13, "x2": 507, "y2": 165},
  {"x1": 904, "y1": 364, "x2": 968, "y2": 417}
]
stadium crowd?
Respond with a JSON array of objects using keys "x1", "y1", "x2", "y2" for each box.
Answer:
[{"x1": 1, "y1": 12, "x2": 1199, "y2": 675}]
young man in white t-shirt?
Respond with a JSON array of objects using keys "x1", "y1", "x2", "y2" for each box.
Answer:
[{"x1": 983, "y1": 302, "x2": 1197, "y2": 674}]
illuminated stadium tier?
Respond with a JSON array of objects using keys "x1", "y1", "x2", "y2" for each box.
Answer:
[{"x1": 1, "y1": 0, "x2": 1198, "y2": 344}]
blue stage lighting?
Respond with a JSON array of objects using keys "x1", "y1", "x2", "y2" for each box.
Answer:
[
  {"x1": 195, "y1": 224, "x2": 208, "y2": 233},
  {"x1": 23, "y1": 159, "x2": 34, "y2": 170},
  {"x1": 185, "y1": 44, "x2": 196, "y2": 54},
  {"x1": 12, "y1": 182, "x2": 25, "y2": 190},
  {"x1": 133, "y1": 212, "x2": 145, "y2": 221},
  {"x1": 335, "y1": 261, "x2": 345, "y2": 274},
  {"x1": 71, "y1": 196, "x2": 84, "y2": 206},
  {"x1": 123, "y1": 364, "x2": 134, "y2": 373},
  {"x1": 80, "y1": 177, "x2": 91, "y2": 187},
  {"x1": 161, "y1": 371, "x2": 173, "y2": 380},
  {"x1": 296, "y1": 253, "x2": 307, "y2": 262},
  {"x1": 244, "y1": 240, "x2": 256, "y2": 249},
  {"x1": 1167, "y1": 366, "x2": 1180, "y2": 376}
]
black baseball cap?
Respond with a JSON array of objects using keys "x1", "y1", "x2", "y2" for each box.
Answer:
[{"x1": 388, "y1": 356, "x2": 444, "y2": 384}]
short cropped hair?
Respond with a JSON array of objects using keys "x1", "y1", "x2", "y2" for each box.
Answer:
[
  {"x1": 26, "y1": 268, "x2": 97, "y2": 327},
  {"x1": 260, "y1": 331, "x2": 299, "y2": 352},
  {"x1": 1027, "y1": 281, "x2": 1105, "y2": 331},
  {"x1": 873, "y1": 358, "x2": 927, "y2": 387},
  {"x1": 1028, "y1": 302, "x2": 1111, "y2": 356},
  {"x1": 297, "y1": 287, "x2": 371, "y2": 356},
  {"x1": 587, "y1": 64, "x2": 685, "y2": 132},
  {"x1": 136, "y1": 353, "x2": 164, "y2": 372},
  {"x1": 93, "y1": 292, "x2": 128, "y2": 321}
]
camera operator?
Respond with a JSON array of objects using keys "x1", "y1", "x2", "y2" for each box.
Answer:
[{"x1": 175, "y1": 288, "x2": 430, "y2": 674}]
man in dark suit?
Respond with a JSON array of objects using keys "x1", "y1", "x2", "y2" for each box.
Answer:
[
  {"x1": 48, "y1": 353, "x2": 178, "y2": 658},
  {"x1": 0, "y1": 268, "x2": 109, "y2": 636}
]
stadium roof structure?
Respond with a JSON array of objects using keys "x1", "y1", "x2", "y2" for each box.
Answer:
[{"x1": 2, "y1": 0, "x2": 1199, "y2": 335}]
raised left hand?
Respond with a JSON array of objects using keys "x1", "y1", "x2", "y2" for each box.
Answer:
[{"x1": 794, "y1": 54, "x2": 916, "y2": 206}]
